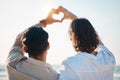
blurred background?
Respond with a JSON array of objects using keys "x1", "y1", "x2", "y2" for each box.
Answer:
[{"x1": 0, "y1": 0, "x2": 120, "y2": 80}]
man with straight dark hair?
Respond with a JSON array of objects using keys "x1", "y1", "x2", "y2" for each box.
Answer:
[{"x1": 6, "y1": 9, "x2": 60, "y2": 80}]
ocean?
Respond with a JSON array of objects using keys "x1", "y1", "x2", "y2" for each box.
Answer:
[{"x1": 0, "y1": 65, "x2": 120, "y2": 80}]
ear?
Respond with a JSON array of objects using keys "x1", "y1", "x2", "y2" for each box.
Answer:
[
  {"x1": 47, "y1": 42, "x2": 50, "y2": 50},
  {"x1": 23, "y1": 45, "x2": 28, "y2": 53}
]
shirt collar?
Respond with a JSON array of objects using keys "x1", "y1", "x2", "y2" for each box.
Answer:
[
  {"x1": 76, "y1": 51, "x2": 97, "y2": 60},
  {"x1": 27, "y1": 57, "x2": 51, "y2": 68}
]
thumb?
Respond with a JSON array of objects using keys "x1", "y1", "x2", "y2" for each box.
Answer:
[
  {"x1": 61, "y1": 17, "x2": 65, "y2": 22},
  {"x1": 53, "y1": 19, "x2": 62, "y2": 23}
]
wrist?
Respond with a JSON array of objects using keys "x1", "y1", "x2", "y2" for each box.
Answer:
[
  {"x1": 40, "y1": 19, "x2": 47, "y2": 27},
  {"x1": 71, "y1": 14, "x2": 78, "y2": 20}
]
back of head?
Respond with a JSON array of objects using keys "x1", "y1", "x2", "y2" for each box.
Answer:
[
  {"x1": 70, "y1": 18, "x2": 99, "y2": 53},
  {"x1": 23, "y1": 27, "x2": 49, "y2": 57}
]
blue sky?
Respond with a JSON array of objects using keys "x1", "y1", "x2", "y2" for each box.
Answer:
[{"x1": 0, "y1": 0, "x2": 120, "y2": 65}]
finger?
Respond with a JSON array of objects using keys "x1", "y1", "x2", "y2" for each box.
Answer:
[
  {"x1": 18, "y1": 28, "x2": 28, "y2": 40},
  {"x1": 55, "y1": 6, "x2": 65, "y2": 15},
  {"x1": 49, "y1": 8, "x2": 57, "y2": 15},
  {"x1": 53, "y1": 19, "x2": 62, "y2": 23},
  {"x1": 54, "y1": 10, "x2": 60, "y2": 14},
  {"x1": 57, "y1": 6, "x2": 64, "y2": 10},
  {"x1": 55, "y1": 6, "x2": 63, "y2": 14},
  {"x1": 57, "y1": 6, "x2": 66, "y2": 12},
  {"x1": 61, "y1": 17, "x2": 65, "y2": 22}
]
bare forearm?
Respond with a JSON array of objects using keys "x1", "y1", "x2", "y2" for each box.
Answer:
[
  {"x1": 33, "y1": 21, "x2": 46, "y2": 28},
  {"x1": 71, "y1": 14, "x2": 78, "y2": 20}
]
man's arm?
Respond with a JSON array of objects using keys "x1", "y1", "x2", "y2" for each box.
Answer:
[
  {"x1": 7, "y1": 22, "x2": 46, "y2": 62},
  {"x1": 7, "y1": 33, "x2": 24, "y2": 62},
  {"x1": 7, "y1": 11, "x2": 61, "y2": 61},
  {"x1": 7, "y1": 7, "x2": 62, "y2": 62}
]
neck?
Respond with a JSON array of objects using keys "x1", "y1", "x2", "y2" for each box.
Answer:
[
  {"x1": 30, "y1": 51, "x2": 47, "y2": 62},
  {"x1": 91, "y1": 51, "x2": 97, "y2": 56}
]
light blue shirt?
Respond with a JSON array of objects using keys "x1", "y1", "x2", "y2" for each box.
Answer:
[{"x1": 59, "y1": 45, "x2": 116, "y2": 80}]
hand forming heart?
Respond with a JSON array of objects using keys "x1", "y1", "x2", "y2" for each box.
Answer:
[
  {"x1": 44, "y1": 6, "x2": 77, "y2": 26},
  {"x1": 52, "y1": 12, "x2": 64, "y2": 21},
  {"x1": 50, "y1": 6, "x2": 67, "y2": 22},
  {"x1": 52, "y1": 6, "x2": 78, "y2": 21}
]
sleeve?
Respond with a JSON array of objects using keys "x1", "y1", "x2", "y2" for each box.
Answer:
[
  {"x1": 97, "y1": 44, "x2": 116, "y2": 64},
  {"x1": 97, "y1": 44, "x2": 113, "y2": 56},
  {"x1": 7, "y1": 46, "x2": 24, "y2": 63},
  {"x1": 59, "y1": 61, "x2": 78, "y2": 80}
]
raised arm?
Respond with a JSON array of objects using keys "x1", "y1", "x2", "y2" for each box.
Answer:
[
  {"x1": 39, "y1": 6, "x2": 78, "y2": 27},
  {"x1": 7, "y1": 21, "x2": 48, "y2": 62}
]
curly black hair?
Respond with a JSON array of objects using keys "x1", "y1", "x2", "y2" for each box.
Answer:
[
  {"x1": 23, "y1": 27, "x2": 49, "y2": 57},
  {"x1": 69, "y1": 18, "x2": 99, "y2": 53}
]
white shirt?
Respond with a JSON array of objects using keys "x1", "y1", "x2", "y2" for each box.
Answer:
[
  {"x1": 7, "y1": 46, "x2": 59, "y2": 80},
  {"x1": 59, "y1": 45, "x2": 116, "y2": 80}
]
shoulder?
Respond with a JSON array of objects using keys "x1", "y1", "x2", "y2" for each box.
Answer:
[
  {"x1": 97, "y1": 45, "x2": 116, "y2": 64},
  {"x1": 7, "y1": 56, "x2": 27, "y2": 68},
  {"x1": 97, "y1": 44, "x2": 115, "y2": 58},
  {"x1": 63, "y1": 55, "x2": 77, "y2": 65},
  {"x1": 62, "y1": 52, "x2": 86, "y2": 67}
]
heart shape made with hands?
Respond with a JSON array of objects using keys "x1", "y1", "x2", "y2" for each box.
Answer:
[{"x1": 52, "y1": 12, "x2": 64, "y2": 21}]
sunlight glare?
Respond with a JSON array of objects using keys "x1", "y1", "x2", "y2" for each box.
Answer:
[{"x1": 42, "y1": 1, "x2": 54, "y2": 16}]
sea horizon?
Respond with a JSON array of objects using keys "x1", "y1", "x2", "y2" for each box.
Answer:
[{"x1": 0, "y1": 64, "x2": 120, "y2": 80}]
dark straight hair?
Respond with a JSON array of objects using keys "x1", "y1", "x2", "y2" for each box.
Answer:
[{"x1": 23, "y1": 27, "x2": 49, "y2": 57}]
